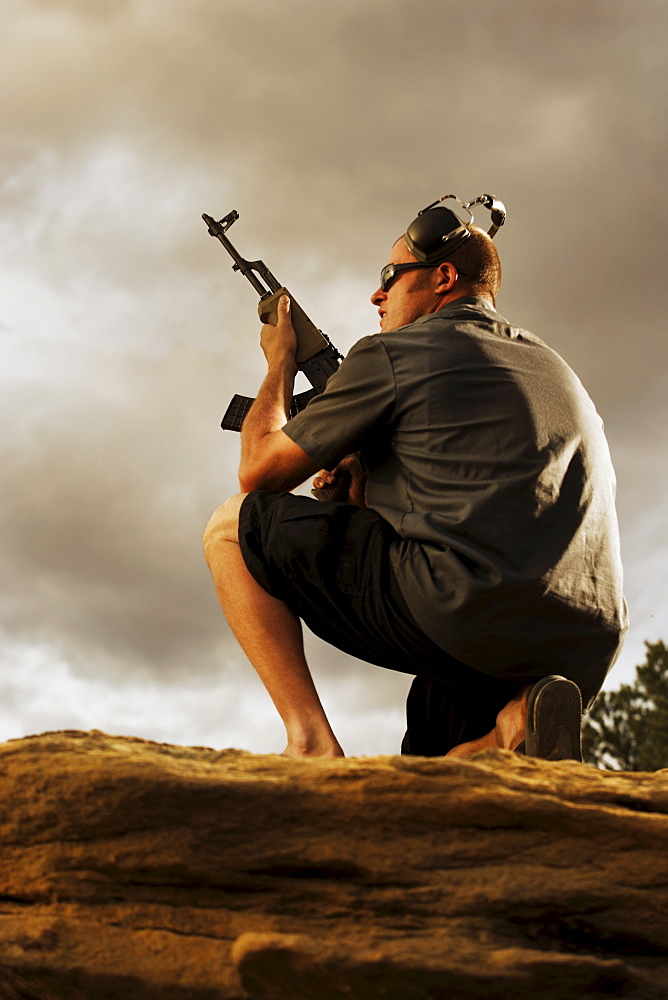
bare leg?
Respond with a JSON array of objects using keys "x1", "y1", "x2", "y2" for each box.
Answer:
[
  {"x1": 445, "y1": 685, "x2": 530, "y2": 758},
  {"x1": 203, "y1": 494, "x2": 344, "y2": 758}
]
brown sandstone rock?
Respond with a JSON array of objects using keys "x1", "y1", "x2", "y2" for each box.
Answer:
[{"x1": 0, "y1": 730, "x2": 666, "y2": 999}]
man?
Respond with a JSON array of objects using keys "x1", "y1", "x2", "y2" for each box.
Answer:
[{"x1": 203, "y1": 199, "x2": 627, "y2": 759}]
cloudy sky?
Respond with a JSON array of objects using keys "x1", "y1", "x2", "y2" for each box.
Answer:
[{"x1": 2, "y1": 0, "x2": 666, "y2": 756}]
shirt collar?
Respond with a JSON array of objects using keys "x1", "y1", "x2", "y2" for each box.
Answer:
[{"x1": 413, "y1": 296, "x2": 498, "y2": 325}]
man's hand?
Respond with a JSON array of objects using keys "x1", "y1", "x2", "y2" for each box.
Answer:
[
  {"x1": 313, "y1": 454, "x2": 367, "y2": 506},
  {"x1": 238, "y1": 293, "x2": 317, "y2": 493},
  {"x1": 260, "y1": 294, "x2": 298, "y2": 376}
]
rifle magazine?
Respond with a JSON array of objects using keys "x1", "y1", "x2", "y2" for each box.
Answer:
[{"x1": 221, "y1": 388, "x2": 319, "y2": 433}]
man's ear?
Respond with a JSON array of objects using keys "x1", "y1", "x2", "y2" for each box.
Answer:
[{"x1": 435, "y1": 262, "x2": 458, "y2": 294}]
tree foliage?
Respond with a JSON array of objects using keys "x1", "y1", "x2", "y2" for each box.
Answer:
[{"x1": 582, "y1": 640, "x2": 668, "y2": 770}]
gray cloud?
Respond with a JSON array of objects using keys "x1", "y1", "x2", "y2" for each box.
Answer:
[{"x1": 1, "y1": 0, "x2": 666, "y2": 751}]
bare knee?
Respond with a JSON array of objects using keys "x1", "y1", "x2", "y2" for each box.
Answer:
[{"x1": 203, "y1": 493, "x2": 248, "y2": 566}]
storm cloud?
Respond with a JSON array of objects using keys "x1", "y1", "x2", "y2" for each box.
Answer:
[{"x1": 1, "y1": 0, "x2": 666, "y2": 753}]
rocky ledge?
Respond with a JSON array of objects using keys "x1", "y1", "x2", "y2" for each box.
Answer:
[{"x1": 0, "y1": 731, "x2": 667, "y2": 1000}]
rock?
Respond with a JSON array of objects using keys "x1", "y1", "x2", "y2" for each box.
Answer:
[{"x1": 0, "y1": 731, "x2": 666, "y2": 1000}]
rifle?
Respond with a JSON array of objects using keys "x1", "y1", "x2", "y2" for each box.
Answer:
[{"x1": 202, "y1": 211, "x2": 342, "y2": 432}]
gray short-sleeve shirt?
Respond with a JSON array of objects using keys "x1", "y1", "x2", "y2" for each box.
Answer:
[{"x1": 283, "y1": 297, "x2": 627, "y2": 690}]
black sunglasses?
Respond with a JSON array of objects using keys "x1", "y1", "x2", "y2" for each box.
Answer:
[{"x1": 379, "y1": 261, "x2": 467, "y2": 293}]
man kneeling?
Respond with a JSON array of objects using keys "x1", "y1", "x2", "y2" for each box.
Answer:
[{"x1": 203, "y1": 197, "x2": 627, "y2": 759}]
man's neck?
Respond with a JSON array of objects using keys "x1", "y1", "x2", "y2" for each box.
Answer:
[{"x1": 436, "y1": 289, "x2": 495, "y2": 310}]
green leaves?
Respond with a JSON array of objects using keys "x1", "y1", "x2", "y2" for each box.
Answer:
[{"x1": 582, "y1": 641, "x2": 668, "y2": 771}]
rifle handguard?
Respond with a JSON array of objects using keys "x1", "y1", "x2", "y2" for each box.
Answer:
[{"x1": 258, "y1": 287, "x2": 329, "y2": 364}]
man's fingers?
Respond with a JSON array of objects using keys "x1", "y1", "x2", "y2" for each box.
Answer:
[
  {"x1": 259, "y1": 292, "x2": 297, "y2": 371},
  {"x1": 313, "y1": 468, "x2": 336, "y2": 488}
]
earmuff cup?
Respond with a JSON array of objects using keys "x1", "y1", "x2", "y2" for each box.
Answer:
[{"x1": 404, "y1": 207, "x2": 471, "y2": 263}]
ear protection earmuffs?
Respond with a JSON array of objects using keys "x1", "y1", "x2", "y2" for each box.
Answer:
[{"x1": 404, "y1": 193, "x2": 506, "y2": 264}]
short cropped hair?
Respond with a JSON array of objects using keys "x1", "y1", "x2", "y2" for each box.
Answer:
[{"x1": 447, "y1": 226, "x2": 502, "y2": 300}]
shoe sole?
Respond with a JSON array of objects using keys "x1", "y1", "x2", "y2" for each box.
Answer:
[{"x1": 525, "y1": 675, "x2": 583, "y2": 762}]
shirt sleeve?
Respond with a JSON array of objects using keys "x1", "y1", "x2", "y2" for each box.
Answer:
[{"x1": 282, "y1": 335, "x2": 396, "y2": 469}]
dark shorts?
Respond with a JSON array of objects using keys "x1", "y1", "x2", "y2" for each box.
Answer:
[{"x1": 238, "y1": 490, "x2": 520, "y2": 704}]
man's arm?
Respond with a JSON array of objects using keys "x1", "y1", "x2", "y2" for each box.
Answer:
[{"x1": 238, "y1": 295, "x2": 320, "y2": 493}]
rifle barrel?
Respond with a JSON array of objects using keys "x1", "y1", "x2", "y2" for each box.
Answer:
[{"x1": 202, "y1": 213, "x2": 269, "y2": 297}]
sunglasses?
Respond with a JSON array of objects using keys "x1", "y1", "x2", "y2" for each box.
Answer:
[{"x1": 379, "y1": 261, "x2": 467, "y2": 293}]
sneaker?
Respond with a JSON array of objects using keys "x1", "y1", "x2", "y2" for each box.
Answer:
[{"x1": 525, "y1": 675, "x2": 583, "y2": 762}]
